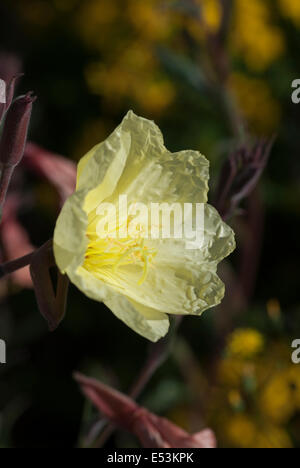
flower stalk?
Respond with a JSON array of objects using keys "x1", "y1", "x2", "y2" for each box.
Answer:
[{"x1": 0, "y1": 250, "x2": 35, "y2": 278}]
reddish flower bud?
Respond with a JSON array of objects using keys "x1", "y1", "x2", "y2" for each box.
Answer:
[
  {"x1": 0, "y1": 93, "x2": 35, "y2": 207},
  {"x1": 214, "y1": 138, "x2": 274, "y2": 219},
  {"x1": 0, "y1": 93, "x2": 35, "y2": 167},
  {"x1": 4, "y1": 74, "x2": 23, "y2": 113},
  {"x1": 0, "y1": 53, "x2": 22, "y2": 123},
  {"x1": 74, "y1": 373, "x2": 216, "y2": 449}
]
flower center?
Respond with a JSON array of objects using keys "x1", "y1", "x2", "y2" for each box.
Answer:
[{"x1": 84, "y1": 220, "x2": 156, "y2": 285}]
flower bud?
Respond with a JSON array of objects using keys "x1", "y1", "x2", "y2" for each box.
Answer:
[
  {"x1": 0, "y1": 93, "x2": 35, "y2": 207},
  {"x1": 0, "y1": 53, "x2": 22, "y2": 123},
  {"x1": 214, "y1": 138, "x2": 274, "y2": 219},
  {"x1": 6, "y1": 74, "x2": 23, "y2": 112},
  {"x1": 74, "y1": 372, "x2": 216, "y2": 448}
]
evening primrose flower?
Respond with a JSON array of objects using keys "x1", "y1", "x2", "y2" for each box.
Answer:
[
  {"x1": 226, "y1": 328, "x2": 264, "y2": 359},
  {"x1": 53, "y1": 111, "x2": 235, "y2": 342},
  {"x1": 278, "y1": 0, "x2": 300, "y2": 27}
]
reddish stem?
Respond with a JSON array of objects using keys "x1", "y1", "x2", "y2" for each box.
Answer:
[{"x1": 0, "y1": 251, "x2": 35, "y2": 278}]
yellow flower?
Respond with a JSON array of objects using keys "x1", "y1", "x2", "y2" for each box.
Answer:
[
  {"x1": 231, "y1": 0, "x2": 285, "y2": 71},
  {"x1": 286, "y1": 366, "x2": 300, "y2": 409},
  {"x1": 227, "y1": 415, "x2": 293, "y2": 449},
  {"x1": 201, "y1": 0, "x2": 222, "y2": 33},
  {"x1": 127, "y1": 0, "x2": 170, "y2": 41},
  {"x1": 226, "y1": 414, "x2": 256, "y2": 448},
  {"x1": 187, "y1": 0, "x2": 221, "y2": 42},
  {"x1": 254, "y1": 426, "x2": 293, "y2": 449},
  {"x1": 259, "y1": 372, "x2": 294, "y2": 424},
  {"x1": 278, "y1": 0, "x2": 300, "y2": 27},
  {"x1": 227, "y1": 328, "x2": 264, "y2": 359},
  {"x1": 230, "y1": 73, "x2": 281, "y2": 133},
  {"x1": 53, "y1": 112, "x2": 235, "y2": 342},
  {"x1": 218, "y1": 356, "x2": 246, "y2": 386}
]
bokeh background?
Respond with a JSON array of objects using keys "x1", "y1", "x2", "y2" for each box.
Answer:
[{"x1": 0, "y1": 0, "x2": 300, "y2": 448}]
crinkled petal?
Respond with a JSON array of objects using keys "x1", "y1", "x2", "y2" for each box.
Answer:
[
  {"x1": 104, "y1": 293, "x2": 170, "y2": 342},
  {"x1": 78, "y1": 111, "x2": 209, "y2": 210},
  {"x1": 77, "y1": 132, "x2": 131, "y2": 214},
  {"x1": 91, "y1": 261, "x2": 225, "y2": 316},
  {"x1": 54, "y1": 189, "x2": 88, "y2": 273},
  {"x1": 53, "y1": 252, "x2": 170, "y2": 342},
  {"x1": 151, "y1": 204, "x2": 236, "y2": 264},
  {"x1": 106, "y1": 113, "x2": 209, "y2": 206}
]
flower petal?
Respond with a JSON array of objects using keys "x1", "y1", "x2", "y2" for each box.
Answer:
[
  {"x1": 105, "y1": 112, "x2": 209, "y2": 206},
  {"x1": 55, "y1": 260, "x2": 170, "y2": 342},
  {"x1": 104, "y1": 292, "x2": 170, "y2": 342},
  {"x1": 78, "y1": 111, "x2": 209, "y2": 210},
  {"x1": 54, "y1": 190, "x2": 88, "y2": 273}
]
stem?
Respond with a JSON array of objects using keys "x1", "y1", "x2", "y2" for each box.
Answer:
[
  {"x1": 0, "y1": 251, "x2": 36, "y2": 278},
  {"x1": 218, "y1": 0, "x2": 233, "y2": 42},
  {"x1": 239, "y1": 189, "x2": 264, "y2": 301},
  {"x1": 191, "y1": 0, "x2": 246, "y2": 141},
  {"x1": 0, "y1": 165, "x2": 15, "y2": 209},
  {"x1": 221, "y1": 87, "x2": 246, "y2": 141}
]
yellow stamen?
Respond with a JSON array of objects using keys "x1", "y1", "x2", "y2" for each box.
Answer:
[{"x1": 84, "y1": 218, "x2": 156, "y2": 284}]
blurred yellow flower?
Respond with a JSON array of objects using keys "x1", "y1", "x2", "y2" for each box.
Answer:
[
  {"x1": 127, "y1": 0, "x2": 170, "y2": 41},
  {"x1": 75, "y1": 0, "x2": 176, "y2": 114},
  {"x1": 226, "y1": 414, "x2": 292, "y2": 448},
  {"x1": 187, "y1": 0, "x2": 221, "y2": 41},
  {"x1": 259, "y1": 372, "x2": 295, "y2": 424},
  {"x1": 74, "y1": 0, "x2": 119, "y2": 49},
  {"x1": 54, "y1": 112, "x2": 235, "y2": 341},
  {"x1": 197, "y1": 0, "x2": 222, "y2": 33},
  {"x1": 285, "y1": 366, "x2": 300, "y2": 410},
  {"x1": 203, "y1": 0, "x2": 222, "y2": 32},
  {"x1": 226, "y1": 328, "x2": 264, "y2": 359},
  {"x1": 230, "y1": 73, "x2": 281, "y2": 133},
  {"x1": 218, "y1": 356, "x2": 246, "y2": 386},
  {"x1": 211, "y1": 339, "x2": 298, "y2": 448},
  {"x1": 133, "y1": 80, "x2": 176, "y2": 114},
  {"x1": 278, "y1": 0, "x2": 300, "y2": 27},
  {"x1": 226, "y1": 414, "x2": 257, "y2": 448},
  {"x1": 254, "y1": 426, "x2": 293, "y2": 449},
  {"x1": 231, "y1": 0, "x2": 285, "y2": 71},
  {"x1": 86, "y1": 59, "x2": 175, "y2": 114}
]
